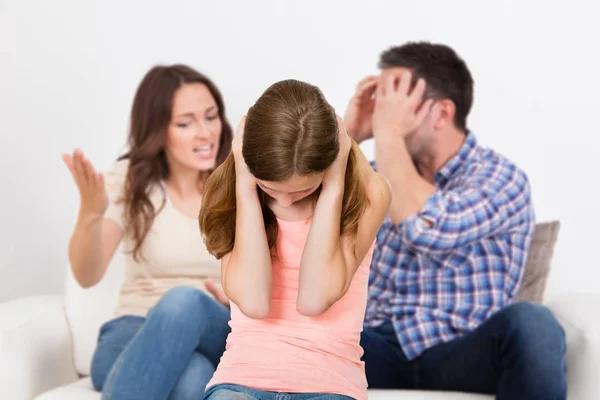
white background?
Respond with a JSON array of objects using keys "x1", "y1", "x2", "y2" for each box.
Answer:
[{"x1": 1, "y1": 0, "x2": 598, "y2": 302}]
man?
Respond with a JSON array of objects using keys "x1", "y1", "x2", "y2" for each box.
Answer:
[{"x1": 345, "y1": 42, "x2": 566, "y2": 399}]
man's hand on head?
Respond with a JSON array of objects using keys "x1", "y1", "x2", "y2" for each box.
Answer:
[
  {"x1": 344, "y1": 75, "x2": 379, "y2": 144},
  {"x1": 372, "y1": 71, "x2": 433, "y2": 143}
]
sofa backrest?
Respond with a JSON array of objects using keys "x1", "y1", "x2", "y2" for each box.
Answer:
[
  {"x1": 63, "y1": 221, "x2": 560, "y2": 377},
  {"x1": 64, "y1": 248, "x2": 125, "y2": 376}
]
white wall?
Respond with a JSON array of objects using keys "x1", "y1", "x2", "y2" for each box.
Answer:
[{"x1": 1, "y1": 0, "x2": 598, "y2": 302}]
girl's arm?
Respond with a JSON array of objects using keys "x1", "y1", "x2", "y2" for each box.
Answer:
[
  {"x1": 298, "y1": 120, "x2": 391, "y2": 316},
  {"x1": 221, "y1": 117, "x2": 273, "y2": 319}
]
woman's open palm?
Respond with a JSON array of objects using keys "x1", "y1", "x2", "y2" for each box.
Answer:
[{"x1": 62, "y1": 149, "x2": 109, "y2": 216}]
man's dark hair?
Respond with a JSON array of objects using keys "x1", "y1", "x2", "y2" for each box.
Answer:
[{"x1": 378, "y1": 42, "x2": 473, "y2": 131}]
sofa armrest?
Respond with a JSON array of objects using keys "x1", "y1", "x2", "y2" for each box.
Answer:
[
  {"x1": 0, "y1": 295, "x2": 79, "y2": 400},
  {"x1": 546, "y1": 292, "x2": 600, "y2": 400}
]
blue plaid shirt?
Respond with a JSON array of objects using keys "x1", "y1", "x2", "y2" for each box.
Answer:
[{"x1": 364, "y1": 133, "x2": 535, "y2": 360}]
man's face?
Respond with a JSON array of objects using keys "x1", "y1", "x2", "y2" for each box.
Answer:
[{"x1": 404, "y1": 108, "x2": 437, "y2": 158}]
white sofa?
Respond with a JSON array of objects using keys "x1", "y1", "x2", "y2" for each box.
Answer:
[{"x1": 1, "y1": 252, "x2": 599, "y2": 400}]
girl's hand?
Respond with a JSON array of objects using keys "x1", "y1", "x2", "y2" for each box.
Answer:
[
  {"x1": 232, "y1": 116, "x2": 257, "y2": 191},
  {"x1": 322, "y1": 115, "x2": 352, "y2": 193}
]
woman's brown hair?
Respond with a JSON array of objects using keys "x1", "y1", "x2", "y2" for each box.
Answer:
[
  {"x1": 119, "y1": 64, "x2": 233, "y2": 260},
  {"x1": 199, "y1": 79, "x2": 368, "y2": 259}
]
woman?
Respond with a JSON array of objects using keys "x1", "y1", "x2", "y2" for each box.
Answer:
[
  {"x1": 63, "y1": 64, "x2": 233, "y2": 399},
  {"x1": 199, "y1": 79, "x2": 391, "y2": 400}
]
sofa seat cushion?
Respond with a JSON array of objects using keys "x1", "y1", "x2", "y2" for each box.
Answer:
[
  {"x1": 34, "y1": 379, "x2": 493, "y2": 400},
  {"x1": 34, "y1": 378, "x2": 100, "y2": 400}
]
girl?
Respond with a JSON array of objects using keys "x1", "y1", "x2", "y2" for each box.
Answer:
[
  {"x1": 199, "y1": 79, "x2": 391, "y2": 400},
  {"x1": 63, "y1": 64, "x2": 233, "y2": 399}
]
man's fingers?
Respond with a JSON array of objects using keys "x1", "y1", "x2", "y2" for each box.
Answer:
[
  {"x1": 377, "y1": 74, "x2": 393, "y2": 98},
  {"x1": 358, "y1": 76, "x2": 379, "y2": 95},
  {"x1": 359, "y1": 80, "x2": 379, "y2": 103},
  {"x1": 356, "y1": 75, "x2": 378, "y2": 92},
  {"x1": 397, "y1": 70, "x2": 413, "y2": 97},
  {"x1": 409, "y1": 78, "x2": 427, "y2": 105}
]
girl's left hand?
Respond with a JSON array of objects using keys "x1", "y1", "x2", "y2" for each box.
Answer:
[{"x1": 322, "y1": 115, "x2": 352, "y2": 192}]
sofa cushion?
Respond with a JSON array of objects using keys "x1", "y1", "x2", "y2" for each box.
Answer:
[
  {"x1": 515, "y1": 221, "x2": 560, "y2": 303},
  {"x1": 33, "y1": 379, "x2": 492, "y2": 400},
  {"x1": 368, "y1": 391, "x2": 491, "y2": 399},
  {"x1": 34, "y1": 378, "x2": 100, "y2": 400}
]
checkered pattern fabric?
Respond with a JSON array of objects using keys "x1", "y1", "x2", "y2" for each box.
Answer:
[{"x1": 364, "y1": 133, "x2": 535, "y2": 360}]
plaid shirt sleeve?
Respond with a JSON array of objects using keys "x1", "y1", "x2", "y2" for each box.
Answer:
[{"x1": 400, "y1": 162, "x2": 532, "y2": 254}]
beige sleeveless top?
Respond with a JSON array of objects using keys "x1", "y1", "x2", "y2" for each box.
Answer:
[{"x1": 104, "y1": 160, "x2": 221, "y2": 317}]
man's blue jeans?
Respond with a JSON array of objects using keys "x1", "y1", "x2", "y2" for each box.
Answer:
[
  {"x1": 361, "y1": 302, "x2": 567, "y2": 399},
  {"x1": 90, "y1": 286, "x2": 231, "y2": 399}
]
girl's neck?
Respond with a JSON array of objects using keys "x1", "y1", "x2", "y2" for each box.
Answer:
[{"x1": 268, "y1": 193, "x2": 317, "y2": 222}]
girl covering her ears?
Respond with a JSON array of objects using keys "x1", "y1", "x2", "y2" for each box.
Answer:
[{"x1": 199, "y1": 79, "x2": 391, "y2": 400}]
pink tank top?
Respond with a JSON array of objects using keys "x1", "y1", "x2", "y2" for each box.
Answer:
[{"x1": 207, "y1": 216, "x2": 373, "y2": 400}]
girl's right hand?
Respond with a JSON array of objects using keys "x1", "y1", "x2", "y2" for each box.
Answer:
[
  {"x1": 232, "y1": 116, "x2": 257, "y2": 190},
  {"x1": 62, "y1": 149, "x2": 109, "y2": 217}
]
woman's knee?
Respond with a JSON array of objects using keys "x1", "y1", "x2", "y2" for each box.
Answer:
[
  {"x1": 91, "y1": 359, "x2": 108, "y2": 391},
  {"x1": 151, "y1": 286, "x2": 214, "y2": 320}
]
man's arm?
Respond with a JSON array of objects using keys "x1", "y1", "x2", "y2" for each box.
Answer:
[
  {"x1": 299, "y1": 147, "x2": 391, "y2": 316},
  {"x1": 375, "y1": 136, "x2": 436, "y2": 225},
  {"x1": 376, "y1": 142, "x2": 533, "y2": 254},
  {"x1": 370, "y1": 70, "x2": 437, "y2": 225}
]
